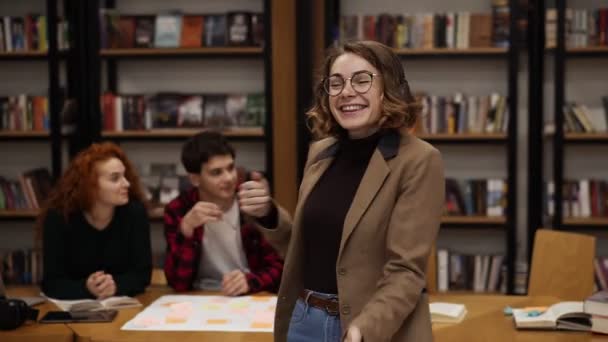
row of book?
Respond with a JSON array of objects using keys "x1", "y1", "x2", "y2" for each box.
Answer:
[
  {"x1": 0, "y1": 15, "x2": 69, "y2": 53},
  {"x1": 339, "y1": 9, "x2": 509, "y2": 49},
  {"x1": 546, "y1": 8, "x2": 608, "y2": 48},
  {"x1": 545, "y1": 180, "x2": 608, "y2": 219},
  {"x1": 101, "y1": 92, "x2": 265, "y2": 131},
  {"x1": 435, "y1": 249, "x2": 506, "y2": 293},
  {"x1": 563, "y1": 98, "x2": 608, "y2": 133},
  {"x1": 444, "y1": 178, "x2": 507, "y2": 218},
  {"x1": 415, "y1": 93, "x2": 508, "y2": 135},
  {"x1": 0, "y1": 168, "x2": 52, "y2": 211},
  {"x1": 100, "y1": 10, "x2": 264, "y2": 49},
  {"x1": 0, "y1": 95, "x2": 49, "y2": 132},
  {"x1": 1, "y1": 248, "x2": 42, "y2": 285}
]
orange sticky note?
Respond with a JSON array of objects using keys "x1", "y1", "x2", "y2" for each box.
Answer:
[
  {"x1": 207, "y1": 319, "x2": 229, "y2": 325},
  {"x1": 251, "y1": 322, "x2": 273, "y2": 329}
]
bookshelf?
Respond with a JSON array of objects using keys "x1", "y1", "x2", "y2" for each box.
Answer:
[
  {"x1": 100, "y1": 47, "x2": 263, "y2": 57},
  {"x1": 101, "y1": 128, "x2": 264, "y2": 140},
  {"x1": 564, "y1": 133, "x2": 608, "y2": 143},
  {"x1": 0, "y1": 131, "x2": 52, "y2": 139},
  {"x1": 545, "y1": 0, "x2": 608, "y2": 233},
  {"x1": 88, "y1": 0, "x2": 275, "y2": 196},
  {"x1": 417, "y1": 133, "x2": 508, "y2": 143},
  {"x1": 297, "y1": 0, "x2": 520, "y2": 294},
  {"x1": 0, "y1": 0, "x2": 64, "y2": 227},
  {"x1": 393, "y1": 47, "x2": 507, "y2": 57},
  {"x1": 0, "y1": 210, "x2": 39, "y2": 219},
  {"x1": 0, "y1": 51, "x2": 49, "y2": 59}
]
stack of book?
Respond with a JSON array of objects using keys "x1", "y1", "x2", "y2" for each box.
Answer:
[
  {"x1": 101, "y1": 92, "x2": 265, "y2": 131},
  {"x1": 584, "y1": 291, "x2": 608, "y2": 334},
  {"x1": 99, "y1": 10, "x2": 264, "y2": 49},
  {"x1": 0, "y1": 15, "x2": 69, "y2": 52}
]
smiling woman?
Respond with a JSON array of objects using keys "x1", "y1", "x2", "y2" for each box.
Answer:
[
  {"x1": 38, "y1": 142, "x2": 152, "y2": 300},
  {"x1": 253, "y1": 40, "x2": 444, "y2": 342}
]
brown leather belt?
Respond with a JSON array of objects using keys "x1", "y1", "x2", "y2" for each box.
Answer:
[{"x1": 299, "y1": 290, "x2": 340, "y2": 316}]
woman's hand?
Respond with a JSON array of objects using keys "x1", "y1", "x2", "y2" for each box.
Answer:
[{"x1": 344, "y1": 325, "x2": 362, "y2": 342}]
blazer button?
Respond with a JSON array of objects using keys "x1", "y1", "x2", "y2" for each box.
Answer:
[
  {"x1": 342, "y1": 304, "x2": 351, "y2": 315},
  {"x1": 338, "y1": 268, "x2": 347, "y2": 276}
]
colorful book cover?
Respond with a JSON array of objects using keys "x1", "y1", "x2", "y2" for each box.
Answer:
[
  {"x1": 135, "y1": 15, "x2": 155, "y2": 48},
  {"x1": 204, "y1": 14, "x2": 227, "y2": 46},
  {"x1": 154, "y1": 12, "x2": 182, "y2": 48},
  {"x1": 227, "y1": 12, "x2": 251, "y2": 46}
]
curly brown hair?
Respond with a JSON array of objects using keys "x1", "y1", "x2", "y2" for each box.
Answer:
[
  {"x1": 36, "y1": 142, "x2": 146, "y2": 240},
  {"x1": 306, "y1": 40, "x2": 422, "y2": 139}
]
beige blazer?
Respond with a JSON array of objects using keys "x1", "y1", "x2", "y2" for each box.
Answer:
[{"x1": 257, "y1": 129, "x2": 444, "y2": 342}]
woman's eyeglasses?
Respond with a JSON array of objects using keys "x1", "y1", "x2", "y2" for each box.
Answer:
[{"x1": 323, "y1": 71, "x2": 379, "y2": 97}]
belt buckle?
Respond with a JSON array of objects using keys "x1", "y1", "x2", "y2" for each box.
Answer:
[{"x1": 325, "y1": 303, "x2": 339, "y2": 316}]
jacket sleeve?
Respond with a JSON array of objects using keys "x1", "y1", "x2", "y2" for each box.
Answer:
[
  {"x1": 41, "y1": 211, "x2": 93, "y2": 299},
  {"x1": 113, "y1": 202, "x2": 152, "y2": 296},
  {"x1": 243, "y1": 227, "x2": 284, "y2": 293},
  {"x1": 350, "y1": 148, "x2": 445, "y2": 341},
  {"x1": 163, "y1": 202, "x2": 198, "y2": 292}
]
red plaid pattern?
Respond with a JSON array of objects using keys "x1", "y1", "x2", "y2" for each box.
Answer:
[{"x1": 163, "y1": 187, "x2": 283, "y2": 293}]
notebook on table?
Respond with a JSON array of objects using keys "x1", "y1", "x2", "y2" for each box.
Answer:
[
  {"x1": 430, "y1": 302, "x2": 467, "y2": 323},
  {"x1": 47, "y1": 296, "x2": 142, "y2": 312},
  {"x1": 512, "y1": 301, "x2": 591, "y2": 331}
]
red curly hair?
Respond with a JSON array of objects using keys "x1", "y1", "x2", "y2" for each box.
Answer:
[{"x1": 36, "y1": 142, "x2": 146, "y2": 240}]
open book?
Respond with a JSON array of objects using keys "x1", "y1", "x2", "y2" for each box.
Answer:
[
  {"x1": 430, "y1": 302, "x2": 467, "y2": 323},
  {"x1": 512, "y1": 301, "x2": 591, "y2": 331},
  {"x1": 48, "y1": 296, "x2": 142, "y2": 312}
]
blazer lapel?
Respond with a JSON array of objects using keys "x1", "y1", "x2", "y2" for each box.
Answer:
[{"x1": 339, "y1": 149, "x2": 391, "y2": 257}]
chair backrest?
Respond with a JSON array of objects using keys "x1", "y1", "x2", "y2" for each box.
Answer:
[
  {"x1": 528, "y1": 229, "x2": 596, "y2": 300},
  {"x1": 150, "y1": 268, "x2": 167, "y2": 286}
]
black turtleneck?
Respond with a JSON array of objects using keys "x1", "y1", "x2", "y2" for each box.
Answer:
[{"x1": 301, "y1": 132, "x2": 381, "y2": 293}]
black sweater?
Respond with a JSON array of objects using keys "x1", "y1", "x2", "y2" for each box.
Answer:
[
  {"x1": 41, "y1": 200, "x2": 152, "y2": 299},
  {"x1": 301, "y1": 133, "x2": 380, "y2": 293}
]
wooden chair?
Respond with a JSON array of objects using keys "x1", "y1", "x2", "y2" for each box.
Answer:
[
  {"x1": 527, "y1": 229, "x2": 596, "y2": 300},
  {"x1": 150, "y1": 268, "x2": 167, "y2": 286}
]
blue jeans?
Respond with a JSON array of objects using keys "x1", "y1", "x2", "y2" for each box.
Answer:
[{"x1": 287, "y1": 290, "x2": 342, "y2": 342}]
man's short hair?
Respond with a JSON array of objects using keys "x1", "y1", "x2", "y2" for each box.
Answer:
[{"x1": 181, "y1": 131, "x2": 236, "y2": 174}]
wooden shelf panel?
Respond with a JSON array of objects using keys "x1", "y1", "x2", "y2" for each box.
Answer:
[
  {"x1": 0, "y1": 51, "x2": 47, "y2": 59},
  {"x1": 565, "y1": 133, "x2": 608, "y2": 142},
  {"x1": 417, "y1": 133, "x2": 507, "y2": 143},
  {"x1": 563, "y1": 218, "x2": 608, "y2": 227},
  {"x1": 441, "y1": 216, "x2": 506, "y2": 225},
  {"x1": 566, "y1": 46, "x2": 608, "y2": 56},
  {"x1": 0, "y1": 210, "x2": 39, "y2": 218},
  {"x1": 0, "y1": 131, "x2": 50, "y2": 138},
  {"x1": 102, "y1": 128, "x2": 264, "y2": 139},
  {"x1": 100, "y1": 47, "x2": 263, "y2": 57},
  {"x1": 394, "y1": 47, "x2": 507, "y2": 56}
]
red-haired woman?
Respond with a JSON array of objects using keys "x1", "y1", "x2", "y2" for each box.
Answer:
[{"x1": 39, "y1": 142, "x2": 151, "y2": 299}]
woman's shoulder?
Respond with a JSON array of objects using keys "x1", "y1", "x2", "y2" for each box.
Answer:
[
  {"x1": 398, "y1": 131, "x2": 441, "y2": 160},
  {"x1": 44, "y1": 207, "x2": 74, "y2": 224},
  {"x1": 118, "y1": 200, "x2": 148, "y2": 217}
]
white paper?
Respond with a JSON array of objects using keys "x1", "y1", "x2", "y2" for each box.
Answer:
[{"x1": 121, "y1": 294, "x2": 277, "y2": 332}]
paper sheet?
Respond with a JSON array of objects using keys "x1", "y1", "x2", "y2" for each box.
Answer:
[{"x1": 121, "y1": 295, "x2": 276, "y2": 332}]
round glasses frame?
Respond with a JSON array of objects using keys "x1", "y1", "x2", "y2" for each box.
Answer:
[{"x1": 323, "y1": 71, "x2": 379, "y2": 97}]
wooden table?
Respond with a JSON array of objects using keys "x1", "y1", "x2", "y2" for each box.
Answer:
[
  {"x1": 4, "y1": 286, "x2": 608, "y2": 341},
  {"x1": 0, "y1": 286, "x2": 73, "y2": 342},
  {"x1": 432, "y1": 294, "x2": 608, "y2": 342}
]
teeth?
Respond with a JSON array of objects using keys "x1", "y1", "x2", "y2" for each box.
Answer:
[{"x1": 341, "y1": 104, "x2": 365, "y2": 111}]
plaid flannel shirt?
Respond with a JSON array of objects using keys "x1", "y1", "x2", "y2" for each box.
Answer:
[{"x1": 163, "y1": 187, "x2": 283, "y2": 293}]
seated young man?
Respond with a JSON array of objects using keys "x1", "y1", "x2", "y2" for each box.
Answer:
[{"x1": 164, "y1": 131, "x2": 283, "y2": 295}]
